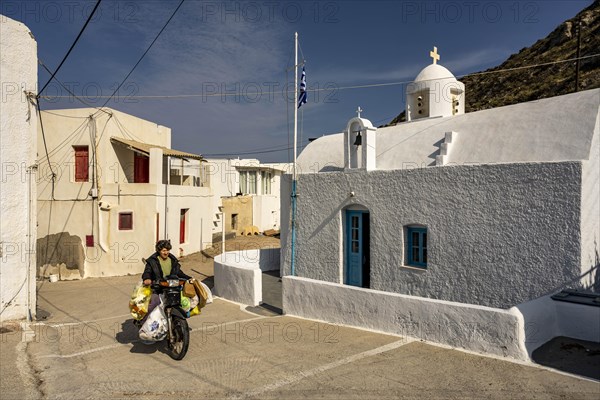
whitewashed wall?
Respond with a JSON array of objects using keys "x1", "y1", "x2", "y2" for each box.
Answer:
[
  {"x1": 283, "y1": 276, "x2": 528, "y2": 360},
  {"x1": 206, "y1": 159, "x2": 289, "y2": 234},
  {"x1": 515, "y1": 295, "x2": 600, "y2": 356},
  {"x1": 581, "y1": 116, "x2": 600, "y2": 291},
  {"x1": 214, "y1": 248, "x2": 280, "y2": 306},
  {"x1": 281, "y1": 162, "x2": 584, "y2": 309},
  {"x1": 0, "y1": 16, "x2": 37, "y2": 321},
  {"x1": 36, "y1": 109, "x2": 212, "y2": 278}
]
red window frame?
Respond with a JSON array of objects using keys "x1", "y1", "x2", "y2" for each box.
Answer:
[{"x1": 119, "y1": 212, "x2": 133, "y2": 230}]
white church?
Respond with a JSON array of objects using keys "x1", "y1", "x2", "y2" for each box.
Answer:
[{"x1": 279, "y1": 48, "x2": 600, "y2": 360}]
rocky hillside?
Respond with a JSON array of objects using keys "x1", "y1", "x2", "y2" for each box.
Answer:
[{"x1": 388, "y1": 1, "x2": 599, "y2": 125}]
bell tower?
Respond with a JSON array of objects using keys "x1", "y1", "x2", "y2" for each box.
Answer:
[
  {"x1": 406, "y1": 47, "x2": 465, "y2": 121},
  {"x1": 344, "y1": 107, "x2": 377, "y2": 171}
]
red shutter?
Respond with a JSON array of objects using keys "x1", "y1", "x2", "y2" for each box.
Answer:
[
  {"x1": 180, "y1": 209, "x2": 186, "y2": 243},
  {"x1": 134, "y1": 153, "x2": 149, "y2": 183},
  {"x1": 74, "y1": 146, "x2": 89, "y2": 182},
  {"x1": 119, "y1": 212, "x2": 133, "y2": 230}
]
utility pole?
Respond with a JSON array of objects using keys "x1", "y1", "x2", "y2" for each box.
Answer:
[{"x1": 575, "y1": 17, "x2": 582, "y2": 92}]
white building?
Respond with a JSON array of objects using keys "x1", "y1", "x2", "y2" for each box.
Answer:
[
  {"x1": 0, "y1": 16, "x2": 38, "y2": 322},
  {"x1": 280, "y1": 50, "x2": 599, "y2": 359},
  {"x1": 37, "y1": 108, "x2": 213, "y2": 279},
  {"x1": 205, "y1": 158, "x2": 290, "y2": 237}
]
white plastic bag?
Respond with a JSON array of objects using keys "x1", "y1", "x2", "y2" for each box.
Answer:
[
  {"x1": 139, "y1": 302, "x2": 167, "y2": 342},
  {"x1": 199, "y1": 281, "x2": 213, "y2": 304},
  {"x1": 188, "y1": 294, "x2": 199, "y2": 310}
]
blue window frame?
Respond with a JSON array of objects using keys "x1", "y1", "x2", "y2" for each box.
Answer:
[{"x1": 407, "y1": 227, "x2": 427, "y2": 268}]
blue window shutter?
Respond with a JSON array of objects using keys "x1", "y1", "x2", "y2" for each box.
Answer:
[{"x1": 407, "y1": 227, "x2": 427, "y2": 268}]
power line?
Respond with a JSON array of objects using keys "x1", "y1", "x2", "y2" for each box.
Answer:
[
  {"x1": 35, "y1": 119, "x2": 87, "y2": 163},
  {"x1": 38, "y1": 0, "x2": 103, "y2": 97},
  {"x1": 203, "y1": 142, "x2": 310, "y2": 157},
  {"x1": 39, "y1": 59, "x2": 112, "y2": 116},
  {"x1": 39, "y1": 53, "x2": 600, "y2": 101},
  {"x1": 35, "y1": 99, "x2": 56, "y2": 200},
  {"x1": 93, "y1": 0, "x2": 186, "y2": 114}
]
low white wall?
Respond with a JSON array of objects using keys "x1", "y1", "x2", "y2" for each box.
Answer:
[
  {"x1": 283, "y1": 276, "x2": 529, "y2": 361},
  {"x1": 214, "y1": 249, "x2": 280, "y2": 306},
  {"x1": 514, "y1": 295, "x2": 600, "y2": 356}
]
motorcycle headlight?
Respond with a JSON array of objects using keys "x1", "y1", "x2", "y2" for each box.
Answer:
[{"x1": 167, "y1": 279, "x2": 179, "y2": 287}]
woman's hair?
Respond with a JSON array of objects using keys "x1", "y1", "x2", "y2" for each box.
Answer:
[{"x1": 155, "y1": 240, "x2": 172, "y2": 252}]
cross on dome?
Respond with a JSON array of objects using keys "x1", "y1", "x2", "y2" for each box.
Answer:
[
  {"x1": 430, "y1": 46, "x2": 440, "y2": 65},
  {"x1": 356, "y1": 106, "x2": 363, "y2": 118}
]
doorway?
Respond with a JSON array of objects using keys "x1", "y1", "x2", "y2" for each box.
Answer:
[{"x1": 345, "y1": 210, "x2": 370, "y2": 288}]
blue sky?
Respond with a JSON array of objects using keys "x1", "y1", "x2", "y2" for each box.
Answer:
[{"x1": 2, "y1": 0, "x2": 592, "y2": 162}]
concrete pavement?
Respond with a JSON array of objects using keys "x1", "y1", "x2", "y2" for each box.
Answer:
[{"x1": 1, "y1": 274, "x2": 598, "y2": 399}]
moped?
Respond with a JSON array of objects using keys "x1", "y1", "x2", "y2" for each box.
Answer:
[{"x1": 135, "y1": 276, "x2": 190, "y2": 360}]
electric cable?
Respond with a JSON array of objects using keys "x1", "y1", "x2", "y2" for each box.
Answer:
[
  {"x1": 38, "y1": 0, "x2": 103, "y2": 97},
  {"x1": 35, "y1": 119, "x2": 87, "y2": 163},
  {"x1": 93, "y1": 0, "x2": 186, "y2": 114},
  {"x1": 0, "y1": 278, "x2": 28, "y2": 317},
  {"x1": 203, "y1": 141, "x2": 310, "y2": 157},
  {"x1": 39, "y1": 59, "x2": 112, "y2": 116},
  {"x1": 40, "y1": 53, "x2": 600, "y2": 100},
  {"x1": 35, "y1": 99, "x2": 56, "y2": 200},
  {"x1": 112, "y1": 114, "x2": 145, "y2": 143}
]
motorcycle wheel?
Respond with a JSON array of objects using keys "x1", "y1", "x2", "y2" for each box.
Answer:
[{"x1": 167, "y1": 317, "x2": 189, "y2": 360}]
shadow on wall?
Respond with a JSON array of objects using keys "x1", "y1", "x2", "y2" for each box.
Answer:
[
  {"x1": 590, "y1": 248, "x2": 600, "y2": 293},
  {"x1": 257, "y1": 247, "x2": 280, "y2": 272},
  {"x1": 37, "y1": 232, "x2": 84, "y2": 280},
  {"x1": 580, "y1": 244, "x2": 600, "y2": 293},
  {"x1": 538, "y1": 255, "x2": 600, "y2": 298}
]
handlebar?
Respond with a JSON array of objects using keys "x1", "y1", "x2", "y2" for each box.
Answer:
[{"x1": 145, "y1": 278, "x2": 189, "y2": 290}]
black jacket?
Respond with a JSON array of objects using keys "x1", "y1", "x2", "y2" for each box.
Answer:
[{"x1": 142, "y1": 253, "x2": 191, "y2": 282}]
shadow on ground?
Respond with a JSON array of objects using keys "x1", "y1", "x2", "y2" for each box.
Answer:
[{"x1": 532, "y1": 336, "x2": 600, "y2": 380}]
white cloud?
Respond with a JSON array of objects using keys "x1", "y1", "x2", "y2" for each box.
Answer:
[{"x1": 444, "y1": 48, "x2": 510, "y2": 75}]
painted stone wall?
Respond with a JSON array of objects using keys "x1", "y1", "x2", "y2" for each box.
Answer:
[
  {"x1": 0, "y1": 16, "x2": 37, "y2": 321},
  {"x1": 281, "y1": 161, "x2": 583, "y2": 309},
  {"x1": 283, "y1": 276, "x2": 528, "y2": 360},
  {"x1": 581, "y1": 118, "x2": 600, "y2": 291},
  {"x1": 37, "y1": 233, "x2": 85, "y2": 280},
  {"x1": 214, "y1": 249, "x2": 280, "y2": 306},
  {"x1": 36, "y1": 109, "x2": 213, "y2": 278},
  {"x1": 222, "y1": 196, "x2": 253, "y2": 234}
]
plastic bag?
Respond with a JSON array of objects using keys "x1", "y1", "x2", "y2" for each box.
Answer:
[
  {"x1": 189, "y1": 306, "x2": 200, "y2": 316},
  {"x1": 188, "y1": 294, "x2": 199, "y2": 310},
  {"x1": 180, "y1": 291, "x2": 191, "y2": 312},
  {"x1": 139, "y1": 302, "x2": 167, "y2": 342},
  {"x1": 192, "y1": 280, "x2": 213, "y2": 309},
  {"x1": 200, "y1": 281, "x2": 213, "y2": 304},
  {"x1": 129, "y1": 281, "x2": 152, "y2": 320}
]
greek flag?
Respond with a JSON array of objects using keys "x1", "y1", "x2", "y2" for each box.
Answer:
[{"x1": 297, "y1": 67, "x2": 307, "y2": 108}]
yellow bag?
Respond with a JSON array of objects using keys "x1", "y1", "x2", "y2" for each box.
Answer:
[
  {"x1": 189, "y1": 306, "x2": 200, "y2": 316},
  {"x1": 129, "y1": 282, "x2": 152, "y2": 320}
]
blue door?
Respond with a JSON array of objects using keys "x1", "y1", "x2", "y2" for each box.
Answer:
[{"x1": 346, "y1": 211, "x2": 367, "y2": 287}]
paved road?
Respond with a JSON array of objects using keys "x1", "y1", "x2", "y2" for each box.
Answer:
[{"x1": 1, "y1": 275, "x2": 598, "y2": 399}]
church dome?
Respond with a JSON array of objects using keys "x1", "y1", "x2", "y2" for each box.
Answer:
[{"x1": 414, "y1": 64, "x2": 456, "y2": 83}]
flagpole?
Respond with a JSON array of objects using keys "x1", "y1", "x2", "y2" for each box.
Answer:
[
  {"x1": 290, "y1": 32, "x2": 298, "y2": 277},
  {"x1": 293, "y1": 32, "x2": 298, "y2": 181}
]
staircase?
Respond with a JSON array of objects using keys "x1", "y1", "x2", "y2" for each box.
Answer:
[
  {"x1": 435, "y1": 131, "x2": 457, "y2": 166},
  {"x1": 213, "y1": 205, "x2": 224, "y2": 228}
]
